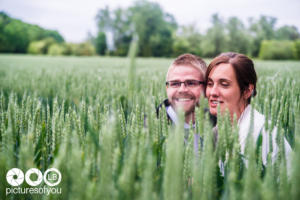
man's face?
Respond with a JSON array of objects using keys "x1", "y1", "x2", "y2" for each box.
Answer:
[{"x1": 166, "y1": 65, "x2": 204, "y2": 115}]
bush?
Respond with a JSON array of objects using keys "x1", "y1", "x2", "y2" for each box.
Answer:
[
  {"x1": 27, "y1": 37, "x2": 56, "y2": 54},
  {"x1": 172, "y1": 37, "x2": 190, "y2": 57},
  {"x1": 293, "y1": 39, "x2": 300, "y2": 59},
  {"x1": 47, "y1": 44, "x2": 66, "y2": 56},
  {"x1": 63, "y1": 43, "x2": 77, "y2": 55},
  {"x1": 27, "y1": 40, "x2": 46, "y2": 54},
  {"x1": 73, "y1": 42, "x2": 96, "y2": 56},
  {"x1": 259, "y1": 40, "x2": 296, "y2": 60}
]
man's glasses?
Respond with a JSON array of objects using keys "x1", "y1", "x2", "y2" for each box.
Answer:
[{"x1": 166, "y1": 80, "x2": 205, "y2": 88}]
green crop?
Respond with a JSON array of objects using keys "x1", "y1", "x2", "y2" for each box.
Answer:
[{"x1": 0, "y1": 54, "x2": 299, "y2": 200}]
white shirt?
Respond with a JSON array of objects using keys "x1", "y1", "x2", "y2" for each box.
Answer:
[
  {"x1": 238, "y1": 105, "x2": 292, "y2": 166},
  {"x1": 166, "y1": 105, "x2": 193, "y2": 129}
]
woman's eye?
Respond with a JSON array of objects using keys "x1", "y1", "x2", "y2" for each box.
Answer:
[
  {"x1": 207, "y1": 82, "x2": 213, "y2": 87},
  {"x1": 221, "y1": 81, "x2": 229, "y2": 87}
]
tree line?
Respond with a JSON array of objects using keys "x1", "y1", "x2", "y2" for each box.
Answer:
[
  {"x1": 0, "y1": 12, "x2": 63, "y2": 53},
  {"x1": 93, "y1": 0, "x2": 300, "y2": 59},
  {"x1": 0, "y1": 12, "x2": 96, "y2": 56},
  {"x1": 1, "y1": 0, "x2": 300, "y2": 59}
]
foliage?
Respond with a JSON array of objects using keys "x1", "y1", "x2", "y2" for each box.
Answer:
[
  {"x1": 172, "y1": 25, "x2": 202, "y2": 57},
  {"x1": 48, "y1": 44, "x2": 66, "y2": 56},
  {"x1": 226, "y1": 17, "x2": 251, "y2": 55},
  {"x1": 95, "y1": 32, "x2": 107, "y2": 55},
  {"x1": 95, "y1": 0, "x2": 176, "y2": 57},
  {"x1": 73, "y1": 42, "x2": 96, "y2": 56},
  {"x1": 276, "y1": 25, "x2": 300, "y2": 40},
  {"x1": 27, "y1": 38, "x2": 56, "y2": 55},
  {"x1": 201, "y1": 14, "x2": 228, "y2": 57},
  {"x1": 259, "y1": 40, "x2": 296, "y2": 60},
  {"x1": 0, "y1": 12, "x2": 64, "y2": 53},
  {"x1": 94, "y1": 7, "x2": 300, "y2": 59},
  {"x1": 2, "y1": 3, "x2": 300, "y2": 59},
  {"x1": 293, "y1": 39, "x2": 300, "y2": 59},
  {"x1": 0, "y1": 55, "x2": 300, "y2": 200},
  {"x1": 248, "y1": 16, "x2": 278, "y2": 57}
]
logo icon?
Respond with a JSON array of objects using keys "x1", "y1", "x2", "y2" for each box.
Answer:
[
  {"x1": 44, "y1": 168, "x2": 62, "y2": 186},
  {"x1": 6, "y1": 168, "x2": 24, "y2": 186},
  {"x1": 6, "y1": 167, "x2": 61, "y2": 187},
  {"x1": 25, "y1": 168, "x2": 43, "y2": 186}
]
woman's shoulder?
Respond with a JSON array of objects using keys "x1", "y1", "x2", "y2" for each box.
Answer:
[
  {"x1": 239, "y1": 105, "x2": 265, "y2": 126},
  {"x1": 239, "y1": 105, "x2": 266, "y2": 140}
]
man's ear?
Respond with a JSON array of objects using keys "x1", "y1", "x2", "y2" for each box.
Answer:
[{"x1": 243, "y1": 84, "x2": 254, "y2": 100}]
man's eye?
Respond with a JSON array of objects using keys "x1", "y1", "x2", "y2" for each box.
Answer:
[
  {"x1": 186, "y1": 80, "x2": 197, "y2": 86},
  {"x1": 170, "y1": 82, "x2": 180, "y2": 87}
]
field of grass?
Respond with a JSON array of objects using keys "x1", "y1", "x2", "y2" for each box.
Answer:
[{"x1": 0, "y1": 54, "x2": 300, "y2": 200}]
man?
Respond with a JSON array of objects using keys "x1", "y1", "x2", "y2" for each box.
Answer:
[{"x1": 156, "y1": 53, "x2": 216, "y2": 128}]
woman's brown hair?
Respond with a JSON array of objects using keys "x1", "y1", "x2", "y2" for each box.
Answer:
[{"x1": 205, "y1": 52, "x2": 257, "y2": 104}]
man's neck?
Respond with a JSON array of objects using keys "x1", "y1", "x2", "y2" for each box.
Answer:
[{"x1": 185, "y1": 112, "x2": 195, "y2": 125}]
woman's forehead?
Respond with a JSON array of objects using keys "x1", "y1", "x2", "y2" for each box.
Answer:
[{"x1": 209, "y1": 63, "x2": 236, "y2": 81}]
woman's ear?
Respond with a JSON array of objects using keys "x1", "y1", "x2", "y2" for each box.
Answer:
[{"x1": 243, "y1": 84, "x2": 254, "y2": 100}]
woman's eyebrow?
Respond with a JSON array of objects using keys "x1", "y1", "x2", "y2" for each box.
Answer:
[{"x1": 219, "y1": 78, "x2": 231, "y2": 82}]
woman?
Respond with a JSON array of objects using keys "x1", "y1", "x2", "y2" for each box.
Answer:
[{"x1": 205, "y1": 52, "x2": 291, "y2": 166}]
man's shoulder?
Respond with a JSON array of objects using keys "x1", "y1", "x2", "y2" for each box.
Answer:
[
  {"x1": 156, "y1": 99, "x2": 170, "y2": 118},
  {"x1": 155, "y1": 99, "x2": 217, "y2": 127}
]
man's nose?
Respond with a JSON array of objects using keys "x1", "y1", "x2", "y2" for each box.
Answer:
[{"x1": 178, "y1": 82, "x2": 188, "y2": 92}]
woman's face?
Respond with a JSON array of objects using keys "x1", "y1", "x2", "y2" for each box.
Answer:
[{"x1": 206, "y1": 63, "x2": 248, "y2": 120}]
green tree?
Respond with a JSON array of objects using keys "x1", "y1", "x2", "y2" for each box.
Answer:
[
  {"x1": 172, "y1": 24, "x2": 202, "y2": 56},
  {"x1": 0, "y1": 11, "x2": 64, "y2": 53},
  {"x1": 42, "y1": 30, "x2": 64, "y2": 43},
  {"x1": 2, "y1": 19, "x2": 30, "y2": 53},
  {"x1": 96, "y1": 7, "x2": 131, "y2": 56},
  {"x1": 129, "y1": 0, "x2": 177, "y2": 56},
  {"x1": 249, "y1": 16, "x2": 277, "y2": 56},
  {"x1": 95, "y1": 32, "x2": 107, "y2": 55},
  {"x1": 276, "y1": 25, "x2": 300, "y2": 40},
  {"x1": 201, "y1": 14, "x2": 227, "y2": 57},
  {"x1": 226, "y1": 17, "x2": 251, "y2": 54},
  {"x1": 95, "y1": 0, "x2": 177, "y2": 57}
]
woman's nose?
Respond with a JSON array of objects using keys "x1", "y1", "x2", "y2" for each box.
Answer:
[{"x1": 209, "y1": 84, "x2": 219, "y2": 96}]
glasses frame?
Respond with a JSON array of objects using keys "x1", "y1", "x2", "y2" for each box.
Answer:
[{"x1": 166, "y1": 80, "x2": 205, "y2": 88}]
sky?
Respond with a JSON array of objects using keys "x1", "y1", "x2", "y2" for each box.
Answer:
[{"x1": 1, "y1": 0, "x2": 300, "y2": 43}]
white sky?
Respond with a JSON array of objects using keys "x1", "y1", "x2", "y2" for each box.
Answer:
[{"x1": 1, "y1": 0, "x2": 299, "y2": 43}]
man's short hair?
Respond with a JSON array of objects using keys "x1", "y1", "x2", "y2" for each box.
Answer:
[{"x1": 166, "y1": 53, "x2": 207, "y2": 81}]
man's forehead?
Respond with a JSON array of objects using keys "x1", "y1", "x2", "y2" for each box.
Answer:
[{"x1": 167, "y1": 65, "x2": 203, "y2": 80}]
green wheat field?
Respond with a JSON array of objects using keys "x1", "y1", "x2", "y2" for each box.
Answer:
[{"x1": 0, "y1": 54, "x2": 300, "y2": 200}]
